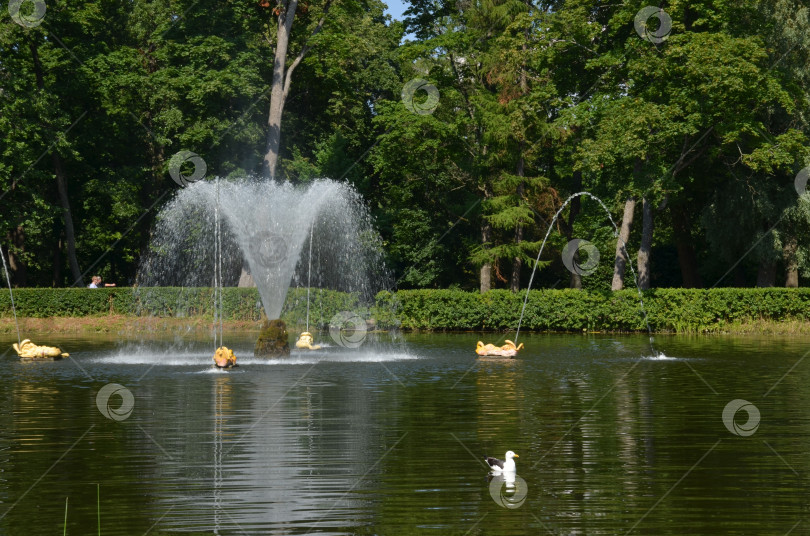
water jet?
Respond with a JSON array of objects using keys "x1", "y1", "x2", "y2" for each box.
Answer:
[
  {"x1": 138, "y1": 178, "x2": 385, "y2": 355},
  {"x1": 514, "y1": 191, "x2": 657, "y2": 356}
]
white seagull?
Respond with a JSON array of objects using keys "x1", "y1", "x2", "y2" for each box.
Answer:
[{"x1": 485, "y1": 450, "x2": 518, "y2": 473}]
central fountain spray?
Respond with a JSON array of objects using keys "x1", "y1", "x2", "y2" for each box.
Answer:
[{"x1": 138, "y1": 178, "x2": 385, "y2": 356}]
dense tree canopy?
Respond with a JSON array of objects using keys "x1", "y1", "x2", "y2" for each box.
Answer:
[{"x1": 1, "y1": 0, "x2": 808, "y2": 290}]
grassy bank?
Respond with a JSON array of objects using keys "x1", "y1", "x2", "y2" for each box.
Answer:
[
  {"x1": 2, "y1": 315, "x2": 810, "y2": 336},
  {"x1": 0, "y1": 315, "x2": 263, "y2": 335},
  {"x1": 0, "y1": 287, "x2": 808, "y2": 334}
]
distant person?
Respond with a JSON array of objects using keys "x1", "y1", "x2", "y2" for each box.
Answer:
[{"x1": 88, "y1": 275, "x2": 115, "y2": 288}]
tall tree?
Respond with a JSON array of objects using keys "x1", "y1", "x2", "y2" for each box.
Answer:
[
  {"x1": 611, "y1": 197, "x2": 636, "y2": 291},
  {"x1": 637, "y1": 196, "x2": 654, "y2": 289},
  {"x1": 263, "y1": 0, "x2": 334, "y2": 179},
  {"x1": 4, "y1": 9, "x2": 90, "y2": 285}
]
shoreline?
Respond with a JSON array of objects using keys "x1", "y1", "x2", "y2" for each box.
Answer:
[
  {"x1": 0, "y1": 316, "x2": 265, "y2": 335},
  {"x1": 1, "y1": 316, "x2": 809, "y2": 336}
]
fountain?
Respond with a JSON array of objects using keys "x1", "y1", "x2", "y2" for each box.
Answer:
[
  {"x1": 137, "y1": 178, "x2": 386, "y2": 356},
  {"x1": 514, "y1": 191, "x2": 657, "y2": 356},
  {"x1": 0, "y1": 245, "x2": 21, "y2": 350},
  {"x1": 3, "y1": 245, "x2": 71, "y2": 360}
]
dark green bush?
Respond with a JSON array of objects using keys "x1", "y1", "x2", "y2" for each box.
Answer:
[
  {"x1": 0, "y1": 287, "x2": 365, "y2": 328},
  {"x1": 1, "y1": 287, "x2": 808, "y2": 333},
  {"x1": 280, "y1": 287, "x2": 364, "y2": 329},
  {"x1": 373, "y1": 288, "x2": 810, "y2": 333},
  {"x1": 0, "y1": 288, "x2": 128, "y2": 317}
]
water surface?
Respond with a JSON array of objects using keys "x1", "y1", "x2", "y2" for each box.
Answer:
[{"x1": 0, "y1": 332, "x2": 808, "y2": 534}]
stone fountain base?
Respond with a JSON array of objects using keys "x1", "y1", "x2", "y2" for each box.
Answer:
[{"x1": 254, "y1": 319, "x2": 290, "y2": 358}]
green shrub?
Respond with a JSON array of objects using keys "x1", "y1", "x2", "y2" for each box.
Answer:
[
  {"x1": 373, "y1": 288, "x2": 810, "y2": 333},
  {"x1": 280, "y1": 287, "x2": 365, "y2": 329},
  {"x1": 0, "y1": 286, "x2": 367, "y2": 328},
  {"x1": 1, "y1": 287, "x2": 808, "y2": 333},
  {"x1": 0, "y1": 288, "x2": 128, "y2": 317}
]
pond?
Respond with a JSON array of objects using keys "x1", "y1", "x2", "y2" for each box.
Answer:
[{"x1": 0, "y1": 331, "x2": 808, "y2": 535}]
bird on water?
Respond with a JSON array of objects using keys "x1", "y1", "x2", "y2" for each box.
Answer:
[{"x1": 485, "y1": 450, "x2": 518, "y2": 473}]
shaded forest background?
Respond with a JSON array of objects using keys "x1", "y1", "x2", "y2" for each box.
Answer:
[{"x1": 1, "y1": 0, "x2": 809, "y2": 292}]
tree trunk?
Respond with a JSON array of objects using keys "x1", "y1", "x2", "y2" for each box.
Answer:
[
  {"x1": 480, "y1": 221, "x2": 492, "y2": 293},
  {"x1": 263, "y1": 0, "x2": 332, "y2": 179},
  {"x1": 783, "y1": 236, "x2": 799, "y2": 287},
  {"x1": 238, "y1": 266, "x2": 256, "y2": 287},
  {"x1": 29, "y1": 37, "x2": 82, "y2": 286},
  {"x1": 611, "y1": 197, "x2": 636, "y2": 291},
  {"x1": 510, "y1": 43, "x2": 530, "y2": 293},
  {"x1": 510, "y1": 223, "x2": 523, "y2": 292},
  {"x1": 263, "y1": 0, "x2": 295, "y2": 180},
  {"x1": 670, "y1": 205, "x2": 702, "y2": 288},
  {"x1": 570, "y1": 249, "x2": 583, "y2": 289},
  {"x1": 52, "y1": 232, "x2": 63, "y2": 287},
  {"x1": 564, "y1": 172, "x2": 582, "y2": 289},
  {"x1": 509, "y1": 153, "x2": 525, "y2": 292},
  {"x1": 637, "y1": 197, "x2": 654, "y2": 290},
  {"x1": 53, "y1": 153, "x2": 83, "y2": 286},
  {"x1": 756, "y1": 259, "x2": 777, "y2": 287},
  {"x1": 6, "y1": 227, "x2": 27, "y2": 287},
  {"x1": 733, "y1": 265, "x2": 746, "y2": 287}
]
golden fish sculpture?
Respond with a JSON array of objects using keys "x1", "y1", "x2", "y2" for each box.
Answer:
[
  {"x1": 475, "y1": 340, "x2": 524, "y2": 358},
  {"x1": 213, "y1": 346, "x2": 237, "y2": 368},
  {"x1": 13, "y1": 339, "x2": 69, "y2": 359},
  {"x1": 295, "y1": 332, "x2": 321, "y2": 350}
]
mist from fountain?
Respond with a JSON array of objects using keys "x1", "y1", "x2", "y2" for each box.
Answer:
[{"x1": 138, "y1": 178, "x2": 386, "y2": 321}]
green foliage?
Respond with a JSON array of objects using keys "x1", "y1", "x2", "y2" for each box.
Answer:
[
  {"x1": 281, "y1": 287, "x2": 366, "y2": 329},
  {"x1": 0, "y1": 287, "x2": 362, "y2": 328},
  {"x1": 375, "y1": 288, "x2": 810, "y2": 333},
  {"x1": 1, "y1": 0, "x2": 809, "y2": 291},
  {"x1": 1, "y1": 287, "x2": 808, "y2": 333},
  {"x1": 0, "y1": 288, "x2": 132, "y2": 318},
  {"x1": 0, "y1": 0, "x2": 398, "y2": 287}
]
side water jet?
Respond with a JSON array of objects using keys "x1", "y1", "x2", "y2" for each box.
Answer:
[
  {"x1": 0, "y1": 245, "x2": 21, "y2": 348},
  {"x1": 211, "y1": 178, "x2": 238, "y2": 368},
  {"x1": 295, "y1": 224, "x2": 322, "y2": 351},
  {"x1": 3, "y1": 245, "x2": 69, "y2": 360},
  {"x1": 514, "y1": 192, "x2": 657, "y2": 356},
  {"x1": 138, "y1": 178, "x2": 386, "y2": 355}
]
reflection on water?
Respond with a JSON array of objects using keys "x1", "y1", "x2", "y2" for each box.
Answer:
[
  {"x1": 0, "y1": 332, "x2": 808, "y2": 534},
  {"x1": 212, "y1": 374, "x2": 230, "y2": 534}
]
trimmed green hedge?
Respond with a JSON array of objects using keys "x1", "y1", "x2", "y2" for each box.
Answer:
[
  {"x1": 1, "y1": 287, "x2": 808, "y2": 333},
  {"x1": 375, "y1": 288, "x2": 810, "y2": 333},
  {"x1": 0, "y1": 287, "x2": 363, "y2": 329},
  {"x1": 0, "y1": 287, "x2": 135, "y2": 318}
]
